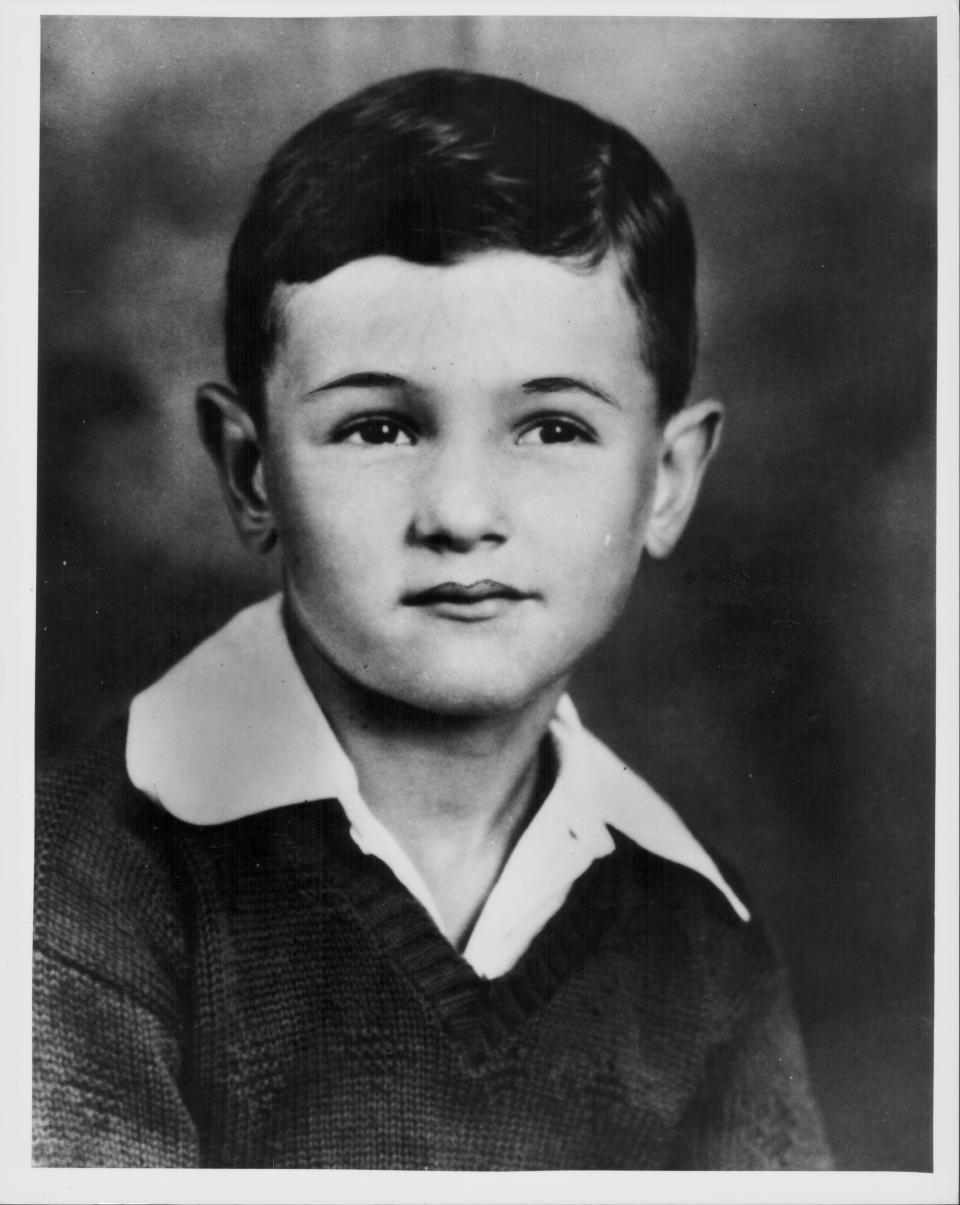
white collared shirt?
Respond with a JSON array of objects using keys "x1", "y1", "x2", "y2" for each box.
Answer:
[{"x1": 127, "y1": 594, "x2": 748, "y2": 979}]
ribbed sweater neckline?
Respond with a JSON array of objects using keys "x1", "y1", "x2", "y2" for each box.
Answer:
[{"x1": 292, "y1": 802, "x2": 628, "y2": 1064}]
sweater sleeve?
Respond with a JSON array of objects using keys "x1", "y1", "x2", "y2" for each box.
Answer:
[
  {"x1": 33, "y1": 949, "x2": 200, "y2": 1167},
  {"x1": 671, "y1": 960, "x2": 833, "y2": 1169},
  {"x1": 33, "y1": 729, "x2": 200, "y2": 1167}
]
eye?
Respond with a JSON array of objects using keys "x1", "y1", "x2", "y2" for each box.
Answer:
[
  {"x1": 516, "y1": 416, "x2": 595, "y2": 445},
  {"x1": 336, "y1": 417, "x2": 416, "y2": 446}
]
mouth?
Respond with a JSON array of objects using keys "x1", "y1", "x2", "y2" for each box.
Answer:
[
  {"x1": 402, "y1": 580, "x2": 530, "y2": 606},
  {"x1": 401, "y1": 581, "x2": 533, "y2": 621}
]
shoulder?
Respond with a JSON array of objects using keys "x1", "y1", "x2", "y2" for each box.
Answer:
[
  {"x1": 570, "y1": 717, "x2": 751, "y2": 924},
  {"x1": 602, "y1": 819, "x2": 785, "y2": 1050},
  {"x1": 35, "y1": 722, "x2": 191, "y2": 1010},
  {"x1": 571, "y1": 722, "x2": 781, "y2": 1025}
]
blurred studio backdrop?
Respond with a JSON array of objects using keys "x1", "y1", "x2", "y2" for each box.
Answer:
[{"x1": 38, "y1": 16, "x2": 936, "y2": 1170}]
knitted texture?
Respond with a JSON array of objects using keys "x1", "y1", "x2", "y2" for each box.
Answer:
[{"x1": 33, "y1": 721, "x2": 832, "y2": 1169}]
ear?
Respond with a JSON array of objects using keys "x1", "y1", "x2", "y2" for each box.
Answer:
[
  {"x1": 196, "y1": 383, "x2": 277, "y2": 554},
  {"x1": 644, "y1": 399, "x2": 724, "y2": 559}
]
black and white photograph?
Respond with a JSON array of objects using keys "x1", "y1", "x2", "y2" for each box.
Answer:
[{"x1": 3, "y1": 4, "x2": 956, "y2": 1199}]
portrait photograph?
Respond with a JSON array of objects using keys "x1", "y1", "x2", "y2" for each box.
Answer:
[{"x1": 2, "y1": 4, "x2": 956, "y2": 1202}]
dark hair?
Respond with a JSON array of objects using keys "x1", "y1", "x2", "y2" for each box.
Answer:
[{"x1": 226, "y1": 69, "x2": 697, "y2": 424}]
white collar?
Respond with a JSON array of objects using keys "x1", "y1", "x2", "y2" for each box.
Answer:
[{"x1": 127, "y1": 594, "x2": 749, "y2": 958}]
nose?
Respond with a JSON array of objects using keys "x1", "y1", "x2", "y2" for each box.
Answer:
[{"x1": 408, "y1": 439, "x2": 508, "y2": 553}]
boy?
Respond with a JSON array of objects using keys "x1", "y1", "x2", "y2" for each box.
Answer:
[{"x1": 33, "y1": 69, "x2": 832, "y2": 1169}]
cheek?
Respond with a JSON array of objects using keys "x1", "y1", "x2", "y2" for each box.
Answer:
[
  {"x1": 543, "y1": 465, "x2": 655, "y2": 635},
  {"x1": 269, "y1": 456, "x2": 399, "y2": 567},
  {"x1": 528, "y1": 458, "x2": 654, "y2": 566}
]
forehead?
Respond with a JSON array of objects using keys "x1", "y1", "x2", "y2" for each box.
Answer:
[{"x1": 268, "y1": 251, "x2": 654, "y2": 398}]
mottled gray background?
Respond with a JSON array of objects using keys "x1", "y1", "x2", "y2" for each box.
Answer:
[{"x1": 37, "y1": 16, "x2": 936, "y2": 1170}]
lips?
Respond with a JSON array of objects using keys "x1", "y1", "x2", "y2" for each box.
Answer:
[{"x1": 402, "y1": 580, "x2": 530, "y2": 606}]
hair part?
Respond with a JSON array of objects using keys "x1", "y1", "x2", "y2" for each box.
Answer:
[{"x1": 225, "y1": 69, "x2": 698, "y2": 425}]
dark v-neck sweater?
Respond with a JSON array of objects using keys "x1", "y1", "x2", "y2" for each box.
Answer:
[{"x1": 33, "y1": 722, "x2": 832, "y2": 1169}]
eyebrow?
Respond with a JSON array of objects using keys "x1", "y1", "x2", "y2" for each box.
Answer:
[
  {"x1": 306, "y1": 372, "x2": 407, "y2": 396},
  {"x1": 305, "y1": 371, "x2": 617, "y2": 406},
  {"x1": 521, "y1": 376, "x2": 618, "y2": 407}
]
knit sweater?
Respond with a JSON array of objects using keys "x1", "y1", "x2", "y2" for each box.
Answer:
[{"x1": 33, "y1": 721, "x2": 832, "y2": 1169}]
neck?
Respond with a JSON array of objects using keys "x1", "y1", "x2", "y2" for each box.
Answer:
[{"x1": 283, "y1": 603, "x2": 565, "y2": 947}]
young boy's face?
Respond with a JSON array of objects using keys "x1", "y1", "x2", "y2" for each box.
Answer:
[{"x1": 252, "y1": 251, "x2": 701, "y2": 717}]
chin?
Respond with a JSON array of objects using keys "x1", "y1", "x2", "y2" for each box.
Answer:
[
  {"x1": 395, "y1": 683, "x2": 529, "y2": 719},
  {"x1": 375, "y1": 660, "x2": 551, "y2": 719}
]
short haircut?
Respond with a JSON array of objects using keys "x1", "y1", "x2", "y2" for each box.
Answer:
[{"x1": 226, "y1": 69, "x2": 698, "y2": 425}]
